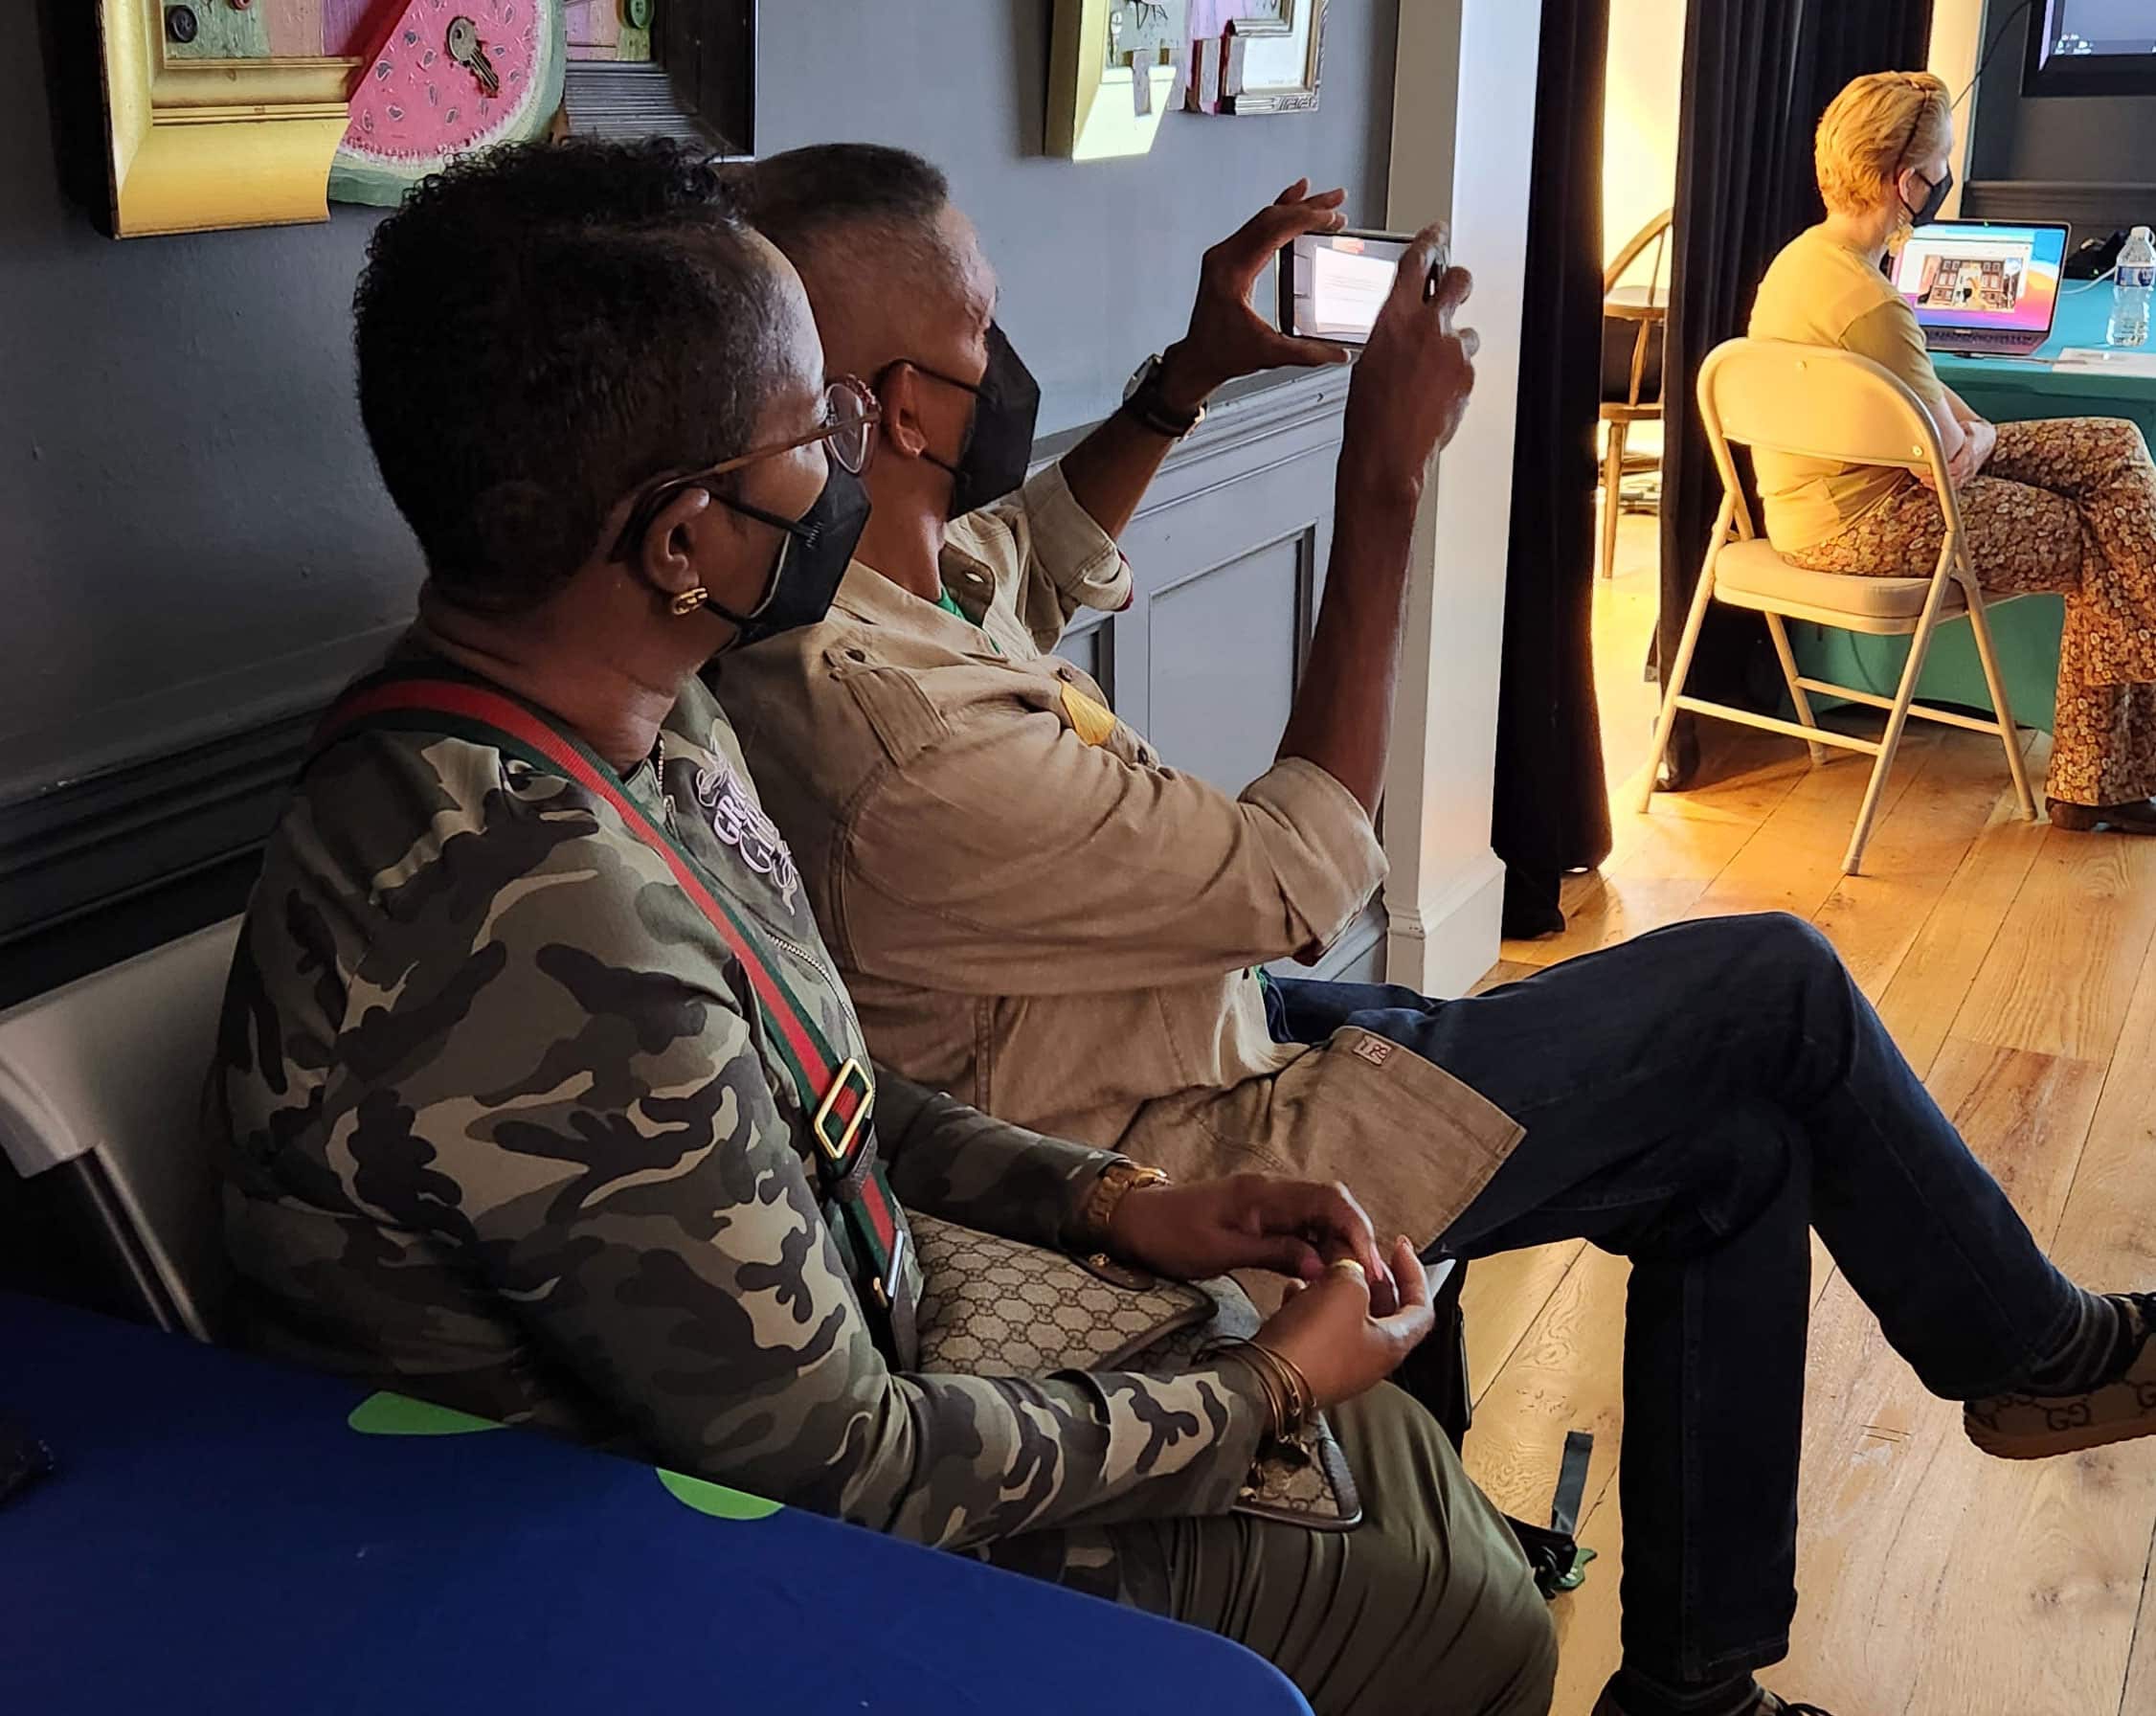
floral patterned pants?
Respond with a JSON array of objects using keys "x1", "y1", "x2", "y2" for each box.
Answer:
[{"x1": 1787, "y1": 417, "x2": 2156, "y2": 806}]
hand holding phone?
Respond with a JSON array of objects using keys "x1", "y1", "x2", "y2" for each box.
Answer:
[
  {"x1": 1280, "y1": 229, "x2": 1445, "y2": 347},
  {"x1": 1337, "y1": 225, "x2": 1478, "y2": 498},
  {"x1": 1157, "y1": 180, "x2": 1359, "y2": 413}
]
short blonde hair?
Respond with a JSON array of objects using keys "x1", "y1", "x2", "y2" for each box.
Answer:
[{"x1": 1815, "y1": 72, "x2": 1954, "y2": 218}]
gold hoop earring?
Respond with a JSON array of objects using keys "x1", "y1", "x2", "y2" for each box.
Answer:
[{"x1": 668, "y1": 587, "x2": 709, "y2": 618}]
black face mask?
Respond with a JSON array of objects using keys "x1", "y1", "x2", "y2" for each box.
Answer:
[
  {"x1": 704, "y1": 462, "x2": 871, "y2": 649},
  {"x1": 1901, "y1": 165, "x2": 1954, "y2": 231},
  {"x1": 892, "y1": 323, "x2": 1043, "y2": 519}
]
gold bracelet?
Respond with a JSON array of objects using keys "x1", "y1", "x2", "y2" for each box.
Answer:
[
  {"x1": 1257, "y1": 1339, "x2": 1314, "y2": 1438},
  {"x1": 1232, "y1": 1339, "x2": 1314, "y2": 1442},
  {"x1": 1075, "y1": 1161, "x2": 1171, "y2": 1253},
  {"x1": 1229, "y1": 1345, "x2": 1289, "y2": 1440},
  {"x1": 1201, "y1": 1338, "x2": 1285, "y2": 1439}
]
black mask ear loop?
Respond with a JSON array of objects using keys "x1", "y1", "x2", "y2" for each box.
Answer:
[
  {"x1": 612, "y1": 475, "x2": 747, "y2": 620},
  {"x1": 873, "y1": 355, "x2": 970, "y2": 473},
  {"x1": 699, "y1": 529, "x2": 790, "y2": 648},
  {"x1": 876, "y1": 327, "x2": 1042, "y2": 520},
  {"x1": 611, "y1": 453, "x2": 871, "y2": 651},
  {"x1": 1895, "y1": 102, "x2": 1952, "y2": 230}
]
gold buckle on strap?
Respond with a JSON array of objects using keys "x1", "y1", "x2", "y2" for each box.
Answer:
[{"x1": 811, "y1": 1056, "x2": 876, "y2": 1164}]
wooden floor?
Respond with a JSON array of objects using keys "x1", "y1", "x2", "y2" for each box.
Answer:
[{"x1": 1461, "y1": 513, "x2": 2156, "y2": 1715}]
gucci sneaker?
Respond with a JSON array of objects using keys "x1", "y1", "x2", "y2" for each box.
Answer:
[{"x1": 1966, "y1": 1295, "x2": 2156, "y2": 1460}]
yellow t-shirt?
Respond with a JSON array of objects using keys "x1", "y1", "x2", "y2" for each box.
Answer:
[{"x1": 1747, "y1": 226, "x2": 1948, "y2": 552}]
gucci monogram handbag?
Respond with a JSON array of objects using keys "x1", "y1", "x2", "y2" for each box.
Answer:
[{"x1": 907, "y1": 1212, "x2": 1361, "y2": 1531}]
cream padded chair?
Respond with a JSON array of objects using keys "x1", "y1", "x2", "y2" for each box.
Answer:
[
  {"x1": 1641, "y1": 338, "x2": 2038, "y2": 874},
  {"x1": 0, "y1": 917, "x2": 240, "y2": 1341}
]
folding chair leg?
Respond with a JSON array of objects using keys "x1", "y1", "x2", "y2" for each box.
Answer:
[
  {"x1": 1763, "y1": 611, "x2": 1829, "y2": 768},
  {"x1": 1843, "y1": 742, "x2": 1903, "y2": 877},
  {"x1": 1638, "y1": 535, "x2": 1721, "y2": 813},
  {"x1": 1963, "y1": 584, "x2": 2039, "y2": 822},
  {"x1": 1842, "y1": 575, "x2": 1956, "y2": 875}
]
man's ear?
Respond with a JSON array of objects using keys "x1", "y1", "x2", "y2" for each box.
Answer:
[
  {"x1": 879, "y1": 364, "x2": 933, "y2": 461},
  {"x1": 635, "y1": 485, "x2": 721, "y2": 605}
]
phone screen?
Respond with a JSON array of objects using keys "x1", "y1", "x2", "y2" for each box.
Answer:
[{"x1": 1281, "y1": 231, "x2": 1410, "y2": 345}]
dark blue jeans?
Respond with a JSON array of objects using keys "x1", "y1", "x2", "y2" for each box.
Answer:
[{"x1": 1265, "y1": 912, "x2": 2079, "y2": 1684}]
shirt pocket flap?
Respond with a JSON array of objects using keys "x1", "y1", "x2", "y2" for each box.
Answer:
[{"x1": 824, "y1": 645, "x2": 951, "y2": 770}]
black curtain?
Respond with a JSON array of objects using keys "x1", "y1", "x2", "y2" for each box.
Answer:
[
  {"x1": 1492, "y1": 0, "x2": 1612, "y2": 937},
  {"x1": 1653, "y1": 0, "x2": 1937, "y2": 783}
]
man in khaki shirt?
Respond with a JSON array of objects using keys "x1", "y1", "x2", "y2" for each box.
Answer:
[{"x1": 714, "y1": 146, "x2": 2156, "y2": 1716}]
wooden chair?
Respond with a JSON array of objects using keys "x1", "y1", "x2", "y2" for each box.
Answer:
[
  {"x1": 1600, "y1": 209, "x2": 1673, "y2": 579},
  {"x1": 1639, "y1": 338, "x2": 2037, "y2": 875}
]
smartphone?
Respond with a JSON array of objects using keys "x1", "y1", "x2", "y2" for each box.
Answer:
[{"x1": 1277, "y1": 229, "x2": 1422, "y2": 346}]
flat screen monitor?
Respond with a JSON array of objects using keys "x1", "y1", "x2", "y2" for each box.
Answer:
[{"x1": 2026, "y1": 0, "x2": 2156, "y2": 98}]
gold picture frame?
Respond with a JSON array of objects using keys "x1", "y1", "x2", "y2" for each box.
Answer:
[
  {"x1": 1194, "y1": 0, "x2": 1325, "y2": 116},
  {"x1": 97, "y1": 0, "x2": 365, "y2": 237},
  {"x1": 1047, "y1": 0, "x2": 1188, "y2": 162}
]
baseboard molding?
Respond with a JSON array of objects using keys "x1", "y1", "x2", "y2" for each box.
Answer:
[{"x1": 1382, "y1": 851, "x2": 1506, "y2": 997}]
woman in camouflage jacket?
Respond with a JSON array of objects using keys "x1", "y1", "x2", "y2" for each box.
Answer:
[{"x1": 210, "y1": 140, "x2": 1557, "y2": 1716}]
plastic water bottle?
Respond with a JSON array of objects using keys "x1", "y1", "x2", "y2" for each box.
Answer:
[{"x1": 2108, "y1": 226, "x2": 2156, "y2": 348}]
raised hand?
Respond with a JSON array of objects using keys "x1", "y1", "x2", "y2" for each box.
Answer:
[{"x1": 1157, "y1": 178, "x2": 1358, "y2": 413}]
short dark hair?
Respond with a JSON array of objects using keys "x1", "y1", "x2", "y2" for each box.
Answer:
[
  {"x1": 355, "y1": 138, "x2": 784, "y2": 611},
  {"x1": 738, "y1": 143, "x2": 951, "y2": 257}
]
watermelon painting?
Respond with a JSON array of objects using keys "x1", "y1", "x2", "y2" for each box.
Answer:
[{"x1": 329, "y1": 0, "x2": 565, "y2": 207}]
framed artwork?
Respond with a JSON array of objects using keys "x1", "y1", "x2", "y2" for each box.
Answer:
[
  {"x1": 329, "y1": 0, "x2": 567, "y2": 208},
  {"x1": 1048, "y1": 0, "x2": 1191, "y2": 161},
  {"x1": 1188, "y1": 0, "x2": 1325, "y2": 116},
  {"x1": 95, "y1": 0, "x2": 752, "y2": 237},
  {"x1": 559, "y1": 0, "x2": 754, "y2": 155},
  {"x1": 96, "y1": 0, "x2": 379, "y2": 236}
]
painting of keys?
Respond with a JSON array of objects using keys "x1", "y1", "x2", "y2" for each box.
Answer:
[{"x1": 329, "y1": 0, "x2": 566, "y2": 206}]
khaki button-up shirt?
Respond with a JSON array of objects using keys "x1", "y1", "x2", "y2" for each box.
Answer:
[{"x1": 716, "y1": 463, "x2": 1522, "y2": 1249}]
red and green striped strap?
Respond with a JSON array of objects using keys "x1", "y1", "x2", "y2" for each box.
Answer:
[{"x1": 307, "y1": 669, "x2": 908, "y2": 1316}]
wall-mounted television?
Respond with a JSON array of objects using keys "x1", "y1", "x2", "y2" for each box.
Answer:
[{"x1": 2025, "y1": 0, "x2": 2156, "y2": 99}]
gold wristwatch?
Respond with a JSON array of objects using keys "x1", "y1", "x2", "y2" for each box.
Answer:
[{"x1": 1078, "y1": 1161, "x2": 1172, "y2": 1253}]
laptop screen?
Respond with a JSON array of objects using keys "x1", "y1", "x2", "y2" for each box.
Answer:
[{"x1": 1891, "y1": 222, "x2": 2069, "y2": 339}]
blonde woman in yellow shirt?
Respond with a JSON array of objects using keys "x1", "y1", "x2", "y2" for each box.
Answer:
[{"x1": 1751, "y1": 70, "x2": 2156, "y2": 831}]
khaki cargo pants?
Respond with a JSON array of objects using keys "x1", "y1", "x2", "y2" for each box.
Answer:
[{"x1": 1114, "y1": 1383, "x2": 1557, "y2": 1716}]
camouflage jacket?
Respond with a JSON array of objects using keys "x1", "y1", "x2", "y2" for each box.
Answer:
[{"x1": 211, "y1": 651, "x2": 1267, "y2": 1568}]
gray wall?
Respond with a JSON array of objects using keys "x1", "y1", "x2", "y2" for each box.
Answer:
[
  {"x1": 0, "y1": 1, "x2": 1400, "y2": 999},
  {"x1": 0, "y1": 26, "x2": 406, "y2": 805},
  {"x1": 0, "y1": 0, "x2": 1400, "y2": 809},
  {"x1": 1965, "y1": 0, "x2": 2156, "y2": 235},
  {"x1": 758, "y1": 2, "x2": 1403, "y2": 431}
]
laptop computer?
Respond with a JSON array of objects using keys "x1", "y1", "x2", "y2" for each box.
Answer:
[{"x1": 1889, "y1": 219, "x2": 2071, "y2": 356}]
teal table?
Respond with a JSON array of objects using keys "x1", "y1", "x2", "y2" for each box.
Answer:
[{"x1": 1792, "y1": 283, "x2": 2156, "y2": 730}]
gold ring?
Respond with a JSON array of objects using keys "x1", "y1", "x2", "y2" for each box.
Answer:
[{"x1": 1327, "y1": 1257, "x2": 1368, "y2": 1283}]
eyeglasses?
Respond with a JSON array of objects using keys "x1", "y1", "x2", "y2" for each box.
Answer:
[
  {"x1": 610, "y1": 376, "x2": 880, "y2": 561},
  {"x1": 813, "y1": 374, "x2": 882, "y2": 476}
]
